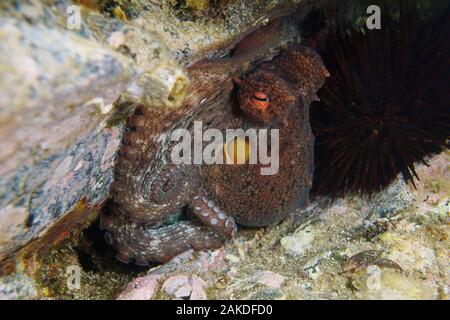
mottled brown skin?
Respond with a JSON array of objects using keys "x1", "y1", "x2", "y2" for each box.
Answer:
[
  {"x1": 202, "y1": 47, "x2": 329, "y2": 227},
  {"x1": 101, "y1": 45, "x2": 328, "y2": 264}
]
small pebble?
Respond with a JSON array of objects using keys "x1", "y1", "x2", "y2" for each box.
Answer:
[
  {"x1": 252, "y1": 271, "x2": 285, "y2": 289},
  {"x1": 174, "y1": 283, "x2": 192, "y2": 299},
  {"x1": 162, "y1": 275, "x2": 189, "y2": 296}
]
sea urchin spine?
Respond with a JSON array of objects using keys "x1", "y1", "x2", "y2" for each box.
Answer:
[{"x1": 310, "y1": 1, "x2": 450, "y2": 197}]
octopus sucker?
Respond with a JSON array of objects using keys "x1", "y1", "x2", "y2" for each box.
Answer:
[
  {"x1": 189, "y1": 189, "x2": 237, "y2": 240},
  {"x1": 101, "y1": 14, "x2": 328, "y2": 264}
]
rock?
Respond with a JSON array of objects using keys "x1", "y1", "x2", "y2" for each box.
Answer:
[
  {"x1": 379, "y1": 232, "x2": 439, "y2": 276},
  {"x1": 162, "y1": 275, "x2": 189, "y2": 296},
  {"x1": 0, "y1": 273, "x2": 38, "y2": 300},
  {"x1": 116, "y1": 249, "x2": 222, "y2": 302},
  {"x1": 161, "y1": 275, "x2": 208, "y2": 300},
  {"x1": 366, "y1": 179, "x2": 415, "y2": 220},
  {"x1": 280, "y1": 224, "x2": 316, "y2": 257},
  {"x1": 0, "y1": 0, "x2": 188, "y2": 114},
  {"x1": 351, "y1": 268, "x2": 435, "y2": 300},
  {"x1": 117, "y1": 273, "x2": 208, "y2": 300},
  {"x1": 117, "y1": 275, "x2": 164, "y2": 300},
  {"x1": 252, "y1": 271, "x2": 285, "y2": 289},
  {"x1": 225, "y1": 254, "x2": 240, "y2": 263},
  {"x1": 149, "y1": 249, "x2": 227, "y2": 277},
  {"x1": 189, "y1": 286, "x2": 206, "y2": 300},
  {"x1": 0, "y1": 0, "x2": 188, "y2": 263},
  {"x1": 197, "y1": 249, "x2": 227, "y2": 272},
  {"x1": 190, "y1": 275, "x2": 207, "y2": 300},
  {"x1": 174, "y1": 283, "x2": 192, "y2": 299},
  {"x1": 249, "y1": 288, "x2": 284, "y2": 300},
  {"x1": 303, "y1": 251, "x2": 332, "y2": 280},
  {"x1": 437, "y1": 198, "x2": 449, "y2": 220},
  {"x1": 0, "y1": 125, "x2": 122, "y2": 262}
]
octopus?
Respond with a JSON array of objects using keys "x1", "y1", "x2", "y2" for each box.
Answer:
[{"x1": 99, "y1": 20, "x2": 329, "y2": 265}]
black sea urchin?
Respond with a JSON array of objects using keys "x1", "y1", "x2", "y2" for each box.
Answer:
[{"x1": 310, "y1": 0, "x2": 450, "y2": 197}]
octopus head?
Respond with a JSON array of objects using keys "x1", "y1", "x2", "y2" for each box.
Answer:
[{"x1": 237, "y1": 70, "x2": 296, "y2": 126}]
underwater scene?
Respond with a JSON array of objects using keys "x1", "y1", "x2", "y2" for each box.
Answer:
[{"x1": 0, "y1": 0, "x2": 448, "y2": 302}]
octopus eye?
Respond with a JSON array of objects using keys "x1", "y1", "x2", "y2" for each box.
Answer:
[
  {"x1": 223, "y1": 136, "x2": 251, "y2": 164},
  {"x1": 250, "y1": 91, "x2": 270, "y2": 111}
]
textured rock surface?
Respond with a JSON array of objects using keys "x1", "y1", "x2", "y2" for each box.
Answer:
[
  {"x1": 0, "y1": 0, "x2": 188, "y2": 263},
  {"x1": 0, "y1": 272, "x2": 38, "y2": 300}
]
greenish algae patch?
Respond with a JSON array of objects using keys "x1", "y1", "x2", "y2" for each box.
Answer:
[
  {"x1": 36, "y1": 235, "x2": 143, "y2": 299},
  {"x1": 4, "y1": 200, "x2": 143, "y2": 299},
  {"x1": 33, "y1": 211, "x2": 148, "y2": 299}
]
